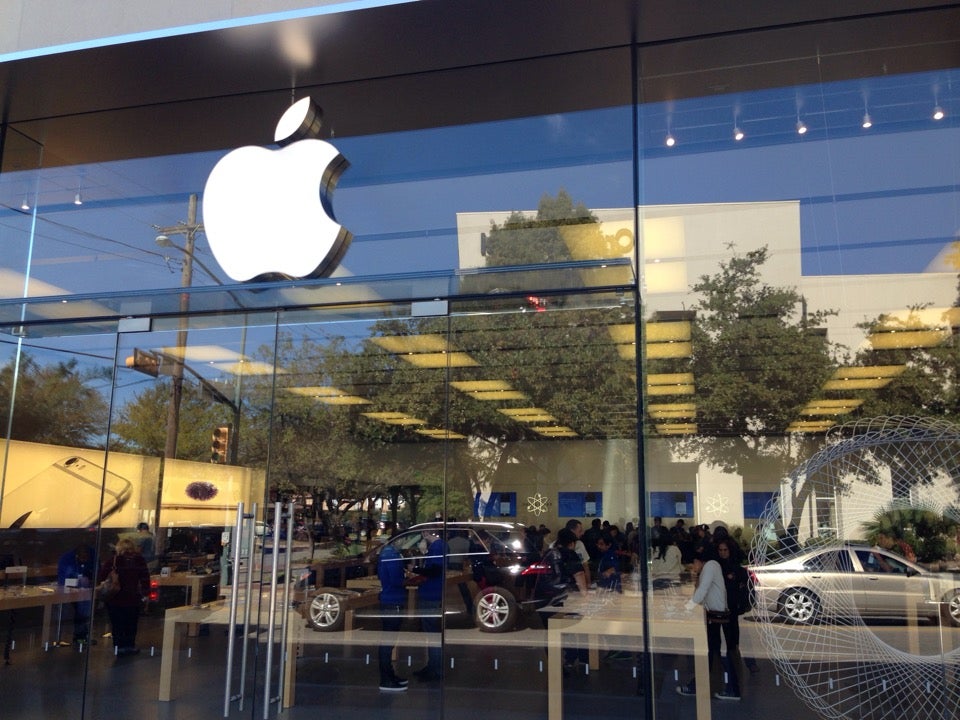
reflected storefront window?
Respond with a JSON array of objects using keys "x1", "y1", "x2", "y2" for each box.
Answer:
[
  {"x1": 0, "y1": 4, "x2": 958, "y2": 720},
  {"x1": 637, "y1": 33, "x2": 960, "y2": 720}
]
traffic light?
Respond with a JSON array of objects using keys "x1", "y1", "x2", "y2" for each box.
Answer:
[
  {"x1": 211, "y1": 424, "x2": 231, "y2": 464},
  {"x1": 125, "y1": 348, "x2": 160, "y2": 377}
]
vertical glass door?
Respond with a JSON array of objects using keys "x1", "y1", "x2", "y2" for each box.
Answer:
[
  {"x1": 106, "y1": 311, "x2": 283, "y2": 719},
  {"x1": 443, "y1": 288, "x2": 641, "y2": 720},
  {"x1": 268, "y1": 302, "x2": 451, "y2": 719},
  {"x1": 274, "y1": 284, "x2": 640, "y2": 720},
  {"x1": 0, "y1": 329, "x2": 119, "y2": 720}
]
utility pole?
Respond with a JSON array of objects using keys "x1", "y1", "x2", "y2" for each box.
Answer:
[{"x1": 156, "y1": 193, "x2": 201, "y2": 461}]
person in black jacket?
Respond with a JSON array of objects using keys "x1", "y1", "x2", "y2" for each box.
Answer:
[
  {"x1": 715, "y1": 537, "x2": 747, "y2": 697},
  {"x1": 98, "y1": 537, "x2": 150, "y2": 656},
  {"x1": 534, "y1": 528, "x2": 588, "y2": 673}
]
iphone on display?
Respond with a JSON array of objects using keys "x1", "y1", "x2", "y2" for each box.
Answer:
[{"x1": 1, "y1": 456, "x2": 133, "y2": 528}]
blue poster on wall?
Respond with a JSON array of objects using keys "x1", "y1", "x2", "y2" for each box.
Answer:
[
  {"x1": 475, "y1": 492, "x2": 516, "y2": 518},
  {"x1": 494, "y1": 492, "x2": 515, "y2": 517},
  {"x1": 743, "y1": 492, "x2": 776, "y2": 518},
  {"x1": 558, "y1": 492, "x2": 602, "y2": 518},
  {"x1": 649, "y1": 492, "x2": 693, "y2": 518}
]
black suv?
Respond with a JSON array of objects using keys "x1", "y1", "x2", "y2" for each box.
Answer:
[{"x1": 300, "y1": 520, "x2": 541, "y2": 633}]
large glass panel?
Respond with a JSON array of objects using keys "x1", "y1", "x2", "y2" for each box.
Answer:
[
  {"x1": 267, "y1": 302, "x2": 453, "y2": 716},
  {"x1": 102, "y1": 312, "x2": 279, "y2": 718},
  {"x1": 638, "y1": 14, "x2": 960, "y2": 720},
  {"x1": 257, "y1": 283, "x2": 638, "y2": 720},
  {"x1": 444, "y1": 288, "x2": 640, "y2": 720},
  {"x1": 0, "y1": 329, "x2": 117, "y2": 720}
]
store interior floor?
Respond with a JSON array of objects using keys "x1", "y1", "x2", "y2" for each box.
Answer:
[{"x1": 0, "y1": 606, "x2": 826, "y2": 720}]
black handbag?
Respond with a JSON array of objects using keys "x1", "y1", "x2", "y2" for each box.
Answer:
[
  {"x1": 705, "y1": 609, "x2": 730, "y2": 624},
  {"x1": 97, "y1": 560, "x2": 119, "y2": 601}
]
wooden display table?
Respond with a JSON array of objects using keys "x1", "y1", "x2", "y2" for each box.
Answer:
[
  {"x1": 158, "y1": 600, "x2": 300, "y2": 708},
  {"x1": 152, "y1": 572, "x2": 219, "y2": 607},
  {"x1": 546, "y1": 592, "x2": 712, "y2": 720},
  {"x1": 0, "y1": 584, "x2": 92, "y2": 646}
]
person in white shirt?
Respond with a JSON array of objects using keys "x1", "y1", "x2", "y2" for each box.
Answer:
[
  {"x1": 651, "y1": 536, "x2": 683, "y2": 586},
  {"x1": 677, "y1": 549, "x2": 741, "y2": 702}
]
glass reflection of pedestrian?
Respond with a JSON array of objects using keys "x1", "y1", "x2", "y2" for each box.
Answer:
[
  {"x1": 135, "y1": 522, "x2": 157, "y2": 572},
  {"x1": 57, "y1": 544, "x2": 96, "y2": 645},
  {"x1": 98, "y1": 537, "x2": 150, "y2": 656},
  {"x1": 412, "y1": 529, "x2": 446, "y2": 681},
  {"x1": 676, "y1": 548, "x2": 741, "y2": 701},
  {"x1": 534, "y1": 528, "x2": 588, "y2": 674},
  {"x1": 377, "y1": 523, "x2": 409, "y2": 692},
  {"x1": 716, "y1": 538, "x2": 752, "y2": 684},
  {"x1": 446, "y1": 529, "x2": 475, "y2": 616}
]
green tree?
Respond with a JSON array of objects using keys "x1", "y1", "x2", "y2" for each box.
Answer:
[
  {"x1": 483, "y1": 189, "x2": 592, "y2": 267},
  {"x1": 862, "y1": 505, "x2": 957, "y2": 563},
  {"x1": 852, "y1": 303, "x2": 960, "y2": 421},
  {"x1": 110, "y1": 380, "x2": 233, "y2": 460},
  {"x1": 0, "y1": 354, "x2": 109, "y2": 447},
  {"x1": 110, "y1": 190, "x2": 637, "y2": 522},
  {"x1": 663, "y1": 247, "x2": 838, "y2": 525}
]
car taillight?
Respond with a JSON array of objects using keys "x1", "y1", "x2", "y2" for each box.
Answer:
[{"x1": 521, "y1": 562, "x2": 550, "y2": 576}]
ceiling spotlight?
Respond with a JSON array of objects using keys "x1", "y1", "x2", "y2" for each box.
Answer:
[
  {"x1": 933, "y1": 105, "x2": 945, "y2": 121},
  {"x1": 796, "y1": 120, "x2": 808, "y2": 135},
  {"x1": 733, "y1": 126, "x2": 744, "y2": 141},
  {"x1": 861, "y1": 112, "x2": 873, "y2": 129},
  {"x1": 665, "y1": 133, "x2": 675, "y2": 147},
  {"x1": 73, "y1": 192, "x2": 83, "y2": 206}
]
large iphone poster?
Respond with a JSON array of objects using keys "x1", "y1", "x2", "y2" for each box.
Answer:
[
  {"x1": 0, "y1": 441, "x2": 159, "y2": 529},
  {"x1": 160, "y1": 458, "x2": 265, "y2": 527}
]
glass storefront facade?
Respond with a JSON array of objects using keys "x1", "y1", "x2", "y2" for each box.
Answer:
[{"x1": 0, "y1": 2, "x2": 958, "y2": 719}]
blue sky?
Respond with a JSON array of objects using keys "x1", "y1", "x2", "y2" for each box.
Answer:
[{"x1": 0, "y1": 69, "x2": 957, "y2": 297}]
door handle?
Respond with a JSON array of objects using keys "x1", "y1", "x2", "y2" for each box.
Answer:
[
  {"x1": 223, "y1": 503, "x2": 246, "y2": 716},
  {"x1": 263, "y1": 502, "x2": 286, "y2": 719}
]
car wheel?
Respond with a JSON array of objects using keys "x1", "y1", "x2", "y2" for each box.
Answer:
[
  {"x1": 307, "y1": 591, "x2": 346, "y2": 632},
  {"x1": 779, "y1": 588, "x2": 820, "y2": 624},
  {"x1": 942, "y1": 592, "x2": 960, "y2": 627},
  {"x1": 475, "y1": 586, "x2": 518, "y2": 633}
]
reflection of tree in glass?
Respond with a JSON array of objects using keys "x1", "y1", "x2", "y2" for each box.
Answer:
[
  {"x1": 658, "y1": 246, "x2": 837, "y2": 527},
  {"x1": 0, "y1": 353, "x2": 109, "y2": 446},
  {"x1": 110, "y1": 380, "x2": 234, "y2": 460},
  {"x1": 853, "y1": 293, "x2": 960, "y2": 422},
  {"x1": 863, "y1": 505, "x2": 958, "y2": 563},
  {"x1": 110, "y1": 191, "x2": 637, "y2": 527},
  {"x1": 482, "y1": 189, "x2": 587, "y2": 267}
]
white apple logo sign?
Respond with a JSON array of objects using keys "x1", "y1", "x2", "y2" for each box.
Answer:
[{"x1": 202, "y1": 97, "x2": 351, "y2": 282}]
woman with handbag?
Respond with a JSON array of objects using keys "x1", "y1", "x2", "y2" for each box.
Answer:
[
  {"x1": 97, "y1": 537, "x2": 150, "y2": 656},
  {"x1": 676, "y1": 547, "x2": 741, "y2": 702}
]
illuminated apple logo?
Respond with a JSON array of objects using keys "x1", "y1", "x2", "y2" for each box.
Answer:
[{"x1": 202, "y1": 97, "x2": 351, "y2": 282}]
